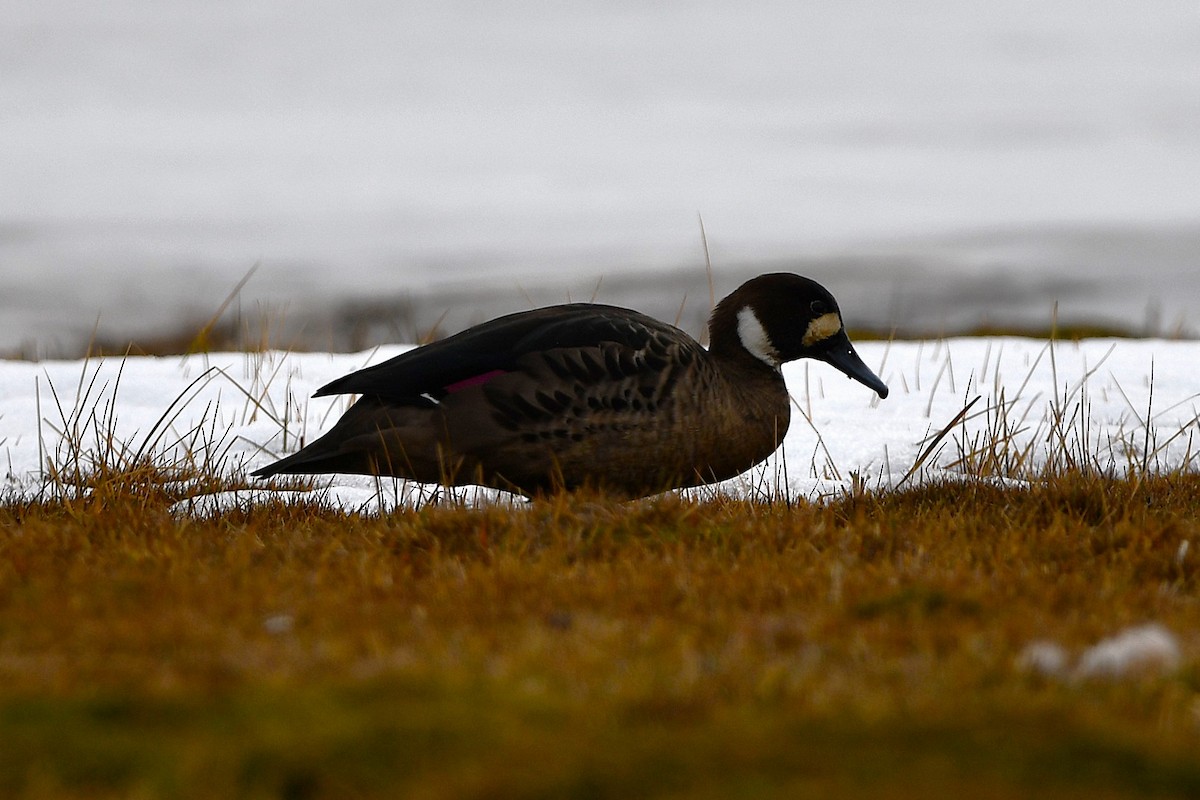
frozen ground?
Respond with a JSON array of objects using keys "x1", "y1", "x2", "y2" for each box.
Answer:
[
  {"x1": 2, "y1": 337, "x2": 1197, "y2": 511},
  {"x1": 3, "y1": 1, "x2": 1199, "y2": 354}
]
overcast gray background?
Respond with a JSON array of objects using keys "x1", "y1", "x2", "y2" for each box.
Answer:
[{"x1": 3, "y1": 1, "x2": 1199, "y2": 355}]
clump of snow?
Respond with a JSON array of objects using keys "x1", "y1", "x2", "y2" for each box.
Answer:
[
  {"x1": 1016, "y1": 641, "x2": 1071, "y2": 679},
  {"x1": 262, "y1": 614, "x2": 294, "y2": 635},
  {"x1": 1018, "y1": 624, "x2": 1182, "y2": 681},
  {"x1": 1075, "y1": 624, "x2": 1181, "y2": 680}
]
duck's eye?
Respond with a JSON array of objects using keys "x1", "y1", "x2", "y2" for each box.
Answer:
[{"x1": 810, "y1": 300, "x2": 827, "y2": 316}]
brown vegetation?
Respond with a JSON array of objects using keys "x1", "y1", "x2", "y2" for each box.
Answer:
[{"x1": 2, "y1": 470, "x2": 1199, "y2": 798}]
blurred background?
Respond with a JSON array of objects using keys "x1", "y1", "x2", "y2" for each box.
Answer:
[{"x1": 3, "y1": 1, "x2": 1199, "y2": 357}]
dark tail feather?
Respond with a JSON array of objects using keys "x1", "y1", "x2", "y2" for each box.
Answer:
[
  {"x1": 251, "y1": 396, "x2": 430, "y2": 480},
  {"x1": 251, "y1": 445, "x2": 375, "y2": 478}
]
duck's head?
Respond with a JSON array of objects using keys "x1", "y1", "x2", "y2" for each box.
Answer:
[{"x1": 710, "y1": 273, "x2": 889, "y2": 399}]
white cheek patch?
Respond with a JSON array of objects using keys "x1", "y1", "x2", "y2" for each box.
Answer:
[
  {"x1": 737, "y1": 306, "x2": 781, "y2": 368},
  {"x1": 802, "y1": 312, "x2": 842, "y2": 347}
]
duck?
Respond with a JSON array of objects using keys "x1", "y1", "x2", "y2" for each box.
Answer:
[{"x1": 252, "y1": 273, "x2": 888, "y2": 498}]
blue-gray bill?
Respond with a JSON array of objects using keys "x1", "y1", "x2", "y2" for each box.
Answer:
[{"x1": 819, "y1": 332, "x2": 889, "y2": 399}]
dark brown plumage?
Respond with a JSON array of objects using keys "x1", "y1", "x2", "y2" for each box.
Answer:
[{"x1": 252, "y1": 273, "x2": 888, "y2": 498}]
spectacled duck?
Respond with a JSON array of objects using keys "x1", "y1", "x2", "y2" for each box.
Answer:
[{"x1": 253, "y1": 273, "x2": 888, "y2": 497}]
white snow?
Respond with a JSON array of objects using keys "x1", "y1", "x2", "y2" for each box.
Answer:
[
  {"x1": 1019, "y1": 624, "x2": 1182, "y2": 681},
  {"x1": 1076, "y1": 624, "x2": 1181, "y2": 679},
  {"x1": 3, "y1": 337, "x2": 1197, "y2": 511},
  {"x1": 1016, "y1": 641, "x2": 1071, "y2": 679}
]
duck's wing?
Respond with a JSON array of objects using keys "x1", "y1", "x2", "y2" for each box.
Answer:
[{"x1": 313, "y1": 303, "x2": 688, "y2": 401}]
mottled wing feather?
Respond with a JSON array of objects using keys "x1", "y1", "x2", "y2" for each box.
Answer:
[
  {"x1": 313, "y1": 304, "x2": 689, "y2": 401},
  {"x1": 442, "y1": 327, "x2": 710, "y2": 493}
]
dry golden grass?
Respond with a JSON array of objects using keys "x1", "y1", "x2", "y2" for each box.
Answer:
[{"x1": 3, "y1": 472, "x2": 1200, "y2": 799}]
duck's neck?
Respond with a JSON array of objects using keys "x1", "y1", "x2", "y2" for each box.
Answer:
[{"x1": 707, "y1": 296, "x2": 782, "y2": 371}]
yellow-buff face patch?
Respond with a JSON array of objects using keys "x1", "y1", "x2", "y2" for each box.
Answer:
[{"x1": 802, "y1": 312, "x2": 842, "y2": 347}]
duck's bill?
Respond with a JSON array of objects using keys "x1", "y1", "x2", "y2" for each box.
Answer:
[{"x1": 819, "y1": 333, "x2": 889, "y2": 399}]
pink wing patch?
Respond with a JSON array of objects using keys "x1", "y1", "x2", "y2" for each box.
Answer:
[{"x1": 444, "y1": 369, "x2": 508, "y2": 394}]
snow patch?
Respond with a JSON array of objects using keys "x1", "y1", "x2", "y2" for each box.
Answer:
[
  {"x1": 1018, "y1": 624, "x2": 1181, "y2": 681},
  {"x1": 1076, "y1": 624, "x2": 1181, "y2": 680},
  {"x1": 3, "y1": 337, "x2": 1199, "y2": 512}
]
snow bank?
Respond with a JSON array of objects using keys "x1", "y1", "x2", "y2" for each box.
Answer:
[{"x1": 2, "y1": 337, "x2": 1197, "y2": 510}]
